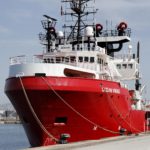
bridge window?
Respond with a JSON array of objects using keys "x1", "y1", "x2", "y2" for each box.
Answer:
[
  {"x1": 78, "y1": 56, "x2": 95, "y2": 63},
  {"x1": 65, "y1": 57, "x2": 69, "y2": 63},
  {"x1": 47, "y1": 58, "x2": 50, "y2": 63},
  {"x1": 90, "y1": 57, "x2": 94, "y2": 63},
  {"x1": 116, "y1": 64, "x2": 121, "y2": 69},
  {"x1": 70, "y1": 56, "x2": 76, "y2": 63},
  {"x1": 128, "y1": 64, "x2": 133, "y2": 69},
  {"x1": 98, "y1": 58, "x2": 103, "y2": 64},
  {"x1": 84, "y1": 57, "x2": 89, "y2": 62},
  {"x1": 122, "y1": 64, "x2": 127, "y2": 69},
  {"x1": 78, "y1": 56, "x2": 83, "y2": 62},
  {"x1": 50, "y1": 58, "x2": 54, "y2": 63},
  {"x1": 56, "y1": 57, "x2": 61, "y2": 63}
]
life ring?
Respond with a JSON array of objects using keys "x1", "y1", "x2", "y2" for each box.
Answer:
[
  {"x1": 117, "y1": 22, "x2": 127, "y2": 30},
  {"x1": 96, "y1": 24, "x2": 103, "y2": 31}
]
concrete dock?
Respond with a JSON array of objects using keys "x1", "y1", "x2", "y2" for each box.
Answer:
[{"x1": 25, "y1": 133, "x2": 150, "y2": 150}]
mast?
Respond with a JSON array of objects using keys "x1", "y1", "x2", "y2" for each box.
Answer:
[
  {"x1": 61, "y1": 0, "x2": 97, "y2": 44},
  {"x1": 77, "y1": 0, "x2": 82, "y2": 42},
  {"x1": 135, "y1": 41, "x2": 141, "y2": 91}
]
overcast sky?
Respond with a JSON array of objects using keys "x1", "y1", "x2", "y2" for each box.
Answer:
[{"x1": 0, "y1": 0, "x2": 150, "y2": 104}]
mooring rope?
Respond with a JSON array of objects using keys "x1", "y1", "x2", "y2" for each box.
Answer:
[
  {"x1": 19, "y1": 77, "x2": 58, "y2": 142},
  {"x1": 41, "y1": 77, "x2": 120, "y2": 134},
  {"x1": 106, "y1": 92, "x2": 143, "y2": 133}
]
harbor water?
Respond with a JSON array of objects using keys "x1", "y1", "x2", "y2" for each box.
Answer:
[{"x1": 0, "y1": 124, "x2": 30, "y2": 150}]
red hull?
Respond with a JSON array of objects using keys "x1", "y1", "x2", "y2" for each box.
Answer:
[{"x1": 5, "y1": 76, "x2": 149, "y2": 147}]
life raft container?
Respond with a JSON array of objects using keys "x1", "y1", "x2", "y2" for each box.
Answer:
[
  {"x1": 117, "y1": 22, "x2": 127, "y2": 30},
  {"x1": 96, "y1": 23, "x2": 103, "y2": 31}
]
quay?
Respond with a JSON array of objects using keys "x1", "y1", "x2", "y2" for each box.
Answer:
[
  {"x1": 0, "y1": 118, "x2": 20, "y2": 124},
  {"x1": 0, "y1": 120, "x2": 20, "y2": 124},
  {"x1": 25, "y1": 133, "x2": 150, "y2": 150}
]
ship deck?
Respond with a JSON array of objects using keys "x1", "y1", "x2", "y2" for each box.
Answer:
[{"x1": 25, "y1": 132, "x2": 150, "y2": 150}]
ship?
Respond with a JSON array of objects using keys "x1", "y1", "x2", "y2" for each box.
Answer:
[{"x1": 4, "y1": 0, "x2": 150, "y2": 147}]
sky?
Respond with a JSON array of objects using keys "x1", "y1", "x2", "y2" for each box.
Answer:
[{"x1": 0, "y1": 0, "x2": 150, "y2": 104}]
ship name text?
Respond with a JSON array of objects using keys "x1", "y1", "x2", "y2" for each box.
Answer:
[{"x1": 102, "y1": 87, "x2": 120, "y2": 94}]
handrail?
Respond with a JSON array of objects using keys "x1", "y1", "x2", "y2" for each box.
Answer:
[
  {"x1": 9, "y1": 55, "x2": 43, "y2": 65},
  {"x1": 10, "y1": 55, "x2": 27, "y2": 65},
  {"x1": 99, "y1": 28, "x2": 131, "y2": 37},
  {"x1": 9, "y1": 55, "x2": 115, "y2": 81}
]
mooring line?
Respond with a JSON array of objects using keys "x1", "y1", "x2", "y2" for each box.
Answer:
[{"x1": 19, "y1": 77, "x2": 58, "y2": 142}]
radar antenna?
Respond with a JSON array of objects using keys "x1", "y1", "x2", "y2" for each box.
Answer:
[{"x1": 39, "y1": 15, "x2": 57, "y2": 52}]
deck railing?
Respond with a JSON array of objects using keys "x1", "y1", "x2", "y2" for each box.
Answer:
[
  {"x1": 10, "y1": 55, "x2": 103, "y2": 74},
  {"x1": 9, "y1": 55, "x2": 44, "y2": 65},
  {"x1": 10, "y1": 55, "x2": 27, "y2": 65},
  {"x1": 114, "y1": 53, "x2": 135, "y2": 60}
]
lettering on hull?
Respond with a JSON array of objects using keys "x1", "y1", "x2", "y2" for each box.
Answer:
[{"x1": 102, "y1": 87, "x2": 120, "y2": 94}]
